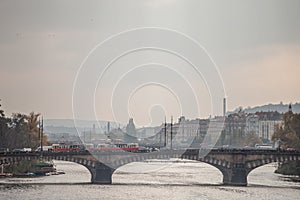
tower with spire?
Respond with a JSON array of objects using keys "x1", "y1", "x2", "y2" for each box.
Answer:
[{"x1": 288, "y1": 103, "x2": 293, "y2": 113}]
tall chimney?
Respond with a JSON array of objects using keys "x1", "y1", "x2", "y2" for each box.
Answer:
[{"x1": 223, "y1": 98, "x2": 226, "y2": 116}]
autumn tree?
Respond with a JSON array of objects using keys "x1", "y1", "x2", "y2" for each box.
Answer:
[
  {"x1": 0, "y1": 99, "x2": 4, "y2": 117},
  {"x1": 242, "y1": 131, "x2": 262, "y2": 147},
  {"x1": 272, "y1": 109, "x2": 300, "y2": 175},
  {"x1": 0, "y1": 99, "x2": 9, "y2": 148},
  {"x1": 272, "y1": 110, "x2": 300, "y2": 150},
  {"x1": 0, "y1": 100, "x2": 49, "y2": 150},
  {"x1": 25, "y1": 112, "x2": 41, "y2": 148}
]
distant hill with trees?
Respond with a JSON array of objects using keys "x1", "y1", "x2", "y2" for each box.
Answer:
[
  {"x1": 44, "y1": 119, "x2": 122, "y2": 135},
  {"x1": 228, "y1": 102, "x2": 300, "y2": 115}
]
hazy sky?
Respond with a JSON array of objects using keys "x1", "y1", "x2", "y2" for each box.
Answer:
[{"x1": 0, "y1": 0, "x2": 300, "y2": 126}]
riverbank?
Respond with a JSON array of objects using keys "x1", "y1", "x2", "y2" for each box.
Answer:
[
  {"x1": 2, "y1": 160, "x2": 59, "y2": 177},
  {"x1": 278, "y1": 174, "x2": 300, "y2": 183},
  {"x1": 275, "y1": 161, "x2": 300, "y2": 176}
]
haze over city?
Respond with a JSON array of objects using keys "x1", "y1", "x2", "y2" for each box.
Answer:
[
  {"x1": 1, "y1": 2, "x2": 300, "y2": 200},
  {"x1": 0, "y1": 0, "x2": 300, "y2": 127}
]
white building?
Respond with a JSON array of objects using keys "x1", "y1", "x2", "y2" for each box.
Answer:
[
  {"x1": 258, "y1": 120, "x2": 282, "y2": 141},
  {"x1": 245, "y1": 114, "x2": 259, "y2": 135}
]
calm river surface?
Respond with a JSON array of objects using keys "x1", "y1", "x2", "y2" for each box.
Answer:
[{"x1": 0, "y1": 160, "x2": 299, "y2": 200}]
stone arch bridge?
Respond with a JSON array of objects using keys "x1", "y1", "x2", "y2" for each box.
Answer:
[{"x1": 0, "y1": 149, "x2": 299, "y2": 186}]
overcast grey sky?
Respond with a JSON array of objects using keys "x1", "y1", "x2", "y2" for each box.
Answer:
[{"x1": 0, "y1": 0, "x2": 299, "y2": 126}]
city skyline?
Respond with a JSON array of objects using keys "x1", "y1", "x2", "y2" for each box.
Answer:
[{"x1": 1, "y1": 1, "x2": 300, "y2": 127}]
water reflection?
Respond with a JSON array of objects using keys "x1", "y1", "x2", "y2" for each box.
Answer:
[{"x1": 115, "y1": 160, "x2": 223, "y2": 185}]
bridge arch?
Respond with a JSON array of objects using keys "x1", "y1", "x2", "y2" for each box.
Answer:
[
  {"x1": 51, "y1": 160, "x2": 92, "y2": 182},
  {"x1": 245, "y1": 153, "x2": 300, "y2": 173},
  {"x1": 113, "y1": 159, "x2": 223, "y2": 184},
  {"x1": 247, "y1": 162, "x2": 279, "y2": 185}
]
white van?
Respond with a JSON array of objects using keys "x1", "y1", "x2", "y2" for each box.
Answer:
[
  {"x1": 21, "y1": 148, "x2": 32, "y2": 152},
  {"x1": 35, "y1": 146, "x2": 53, "y2": 152}
]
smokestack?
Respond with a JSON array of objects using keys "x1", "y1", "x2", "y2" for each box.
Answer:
[
  {"x1": 223, "y1": 98, "x2": 226, "y2": 116},
  {"x1": 92, "y1": 124, "x2": 96, "y2": 134}
]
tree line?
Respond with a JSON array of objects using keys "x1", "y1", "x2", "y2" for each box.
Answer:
[
  {"x1": 272, "y1": 110, "x2": 300, "y2": 150},
  {"x1": 0, "y1": 100, "x2": 49, "y2": 150},
  {"x1": 272, "y1": 110, "x2": 300, "y2": 175}
]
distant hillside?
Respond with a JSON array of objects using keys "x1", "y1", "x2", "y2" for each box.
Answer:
[
  {"x1": 44, "y1": 119, "x2": 124, "y2": 135},
  {"x1": 44, "y1": 119, "x2": 121, "y2": 128},
  {"x1": 228, "y1": 103, "x2": 300, "y2": 115}
]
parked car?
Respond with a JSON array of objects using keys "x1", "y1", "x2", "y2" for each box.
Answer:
[
  {"x1": 12, "y1": 149, "x2": 22, "y2": 153},
  {"x1": 12, "y1": 148, "x2": 32, "y2": 153},
  {"x1": 0, "y1": 148, "x2": 9, "y2": 153},
  {"x1": 21, "y1": 148, "x2": 32, "y2": 152}
]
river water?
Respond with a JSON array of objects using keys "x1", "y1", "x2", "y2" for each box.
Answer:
[{"x1": 0, "y1": 160, "x2": 299, "y2": 200}]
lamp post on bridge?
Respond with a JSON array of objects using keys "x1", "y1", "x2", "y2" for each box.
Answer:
[
  {"x1": 164, "y1": 116, "x2": 167, "y2": 147},
  {"x1": 38, "y1": 117, "x2": 44, "y2": 158},
  {"x1": 170, "y1": 116, "x2": 173, "y2": 149},
  {"x1": 159, "y1": 123, "x2": 162, "y2": 149}
]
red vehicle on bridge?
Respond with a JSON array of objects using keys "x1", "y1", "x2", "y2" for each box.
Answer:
[{"x1": 52, "y1": 144, "x2": 84, "y2": 152}]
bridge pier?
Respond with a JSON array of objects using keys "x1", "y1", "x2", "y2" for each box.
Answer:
[
  {"x1": 89, "y1": 163, "x2": 115, "y2": 184},
  {"x1": 221, "y1": 164, "x2": 248, "y2": 186}
]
